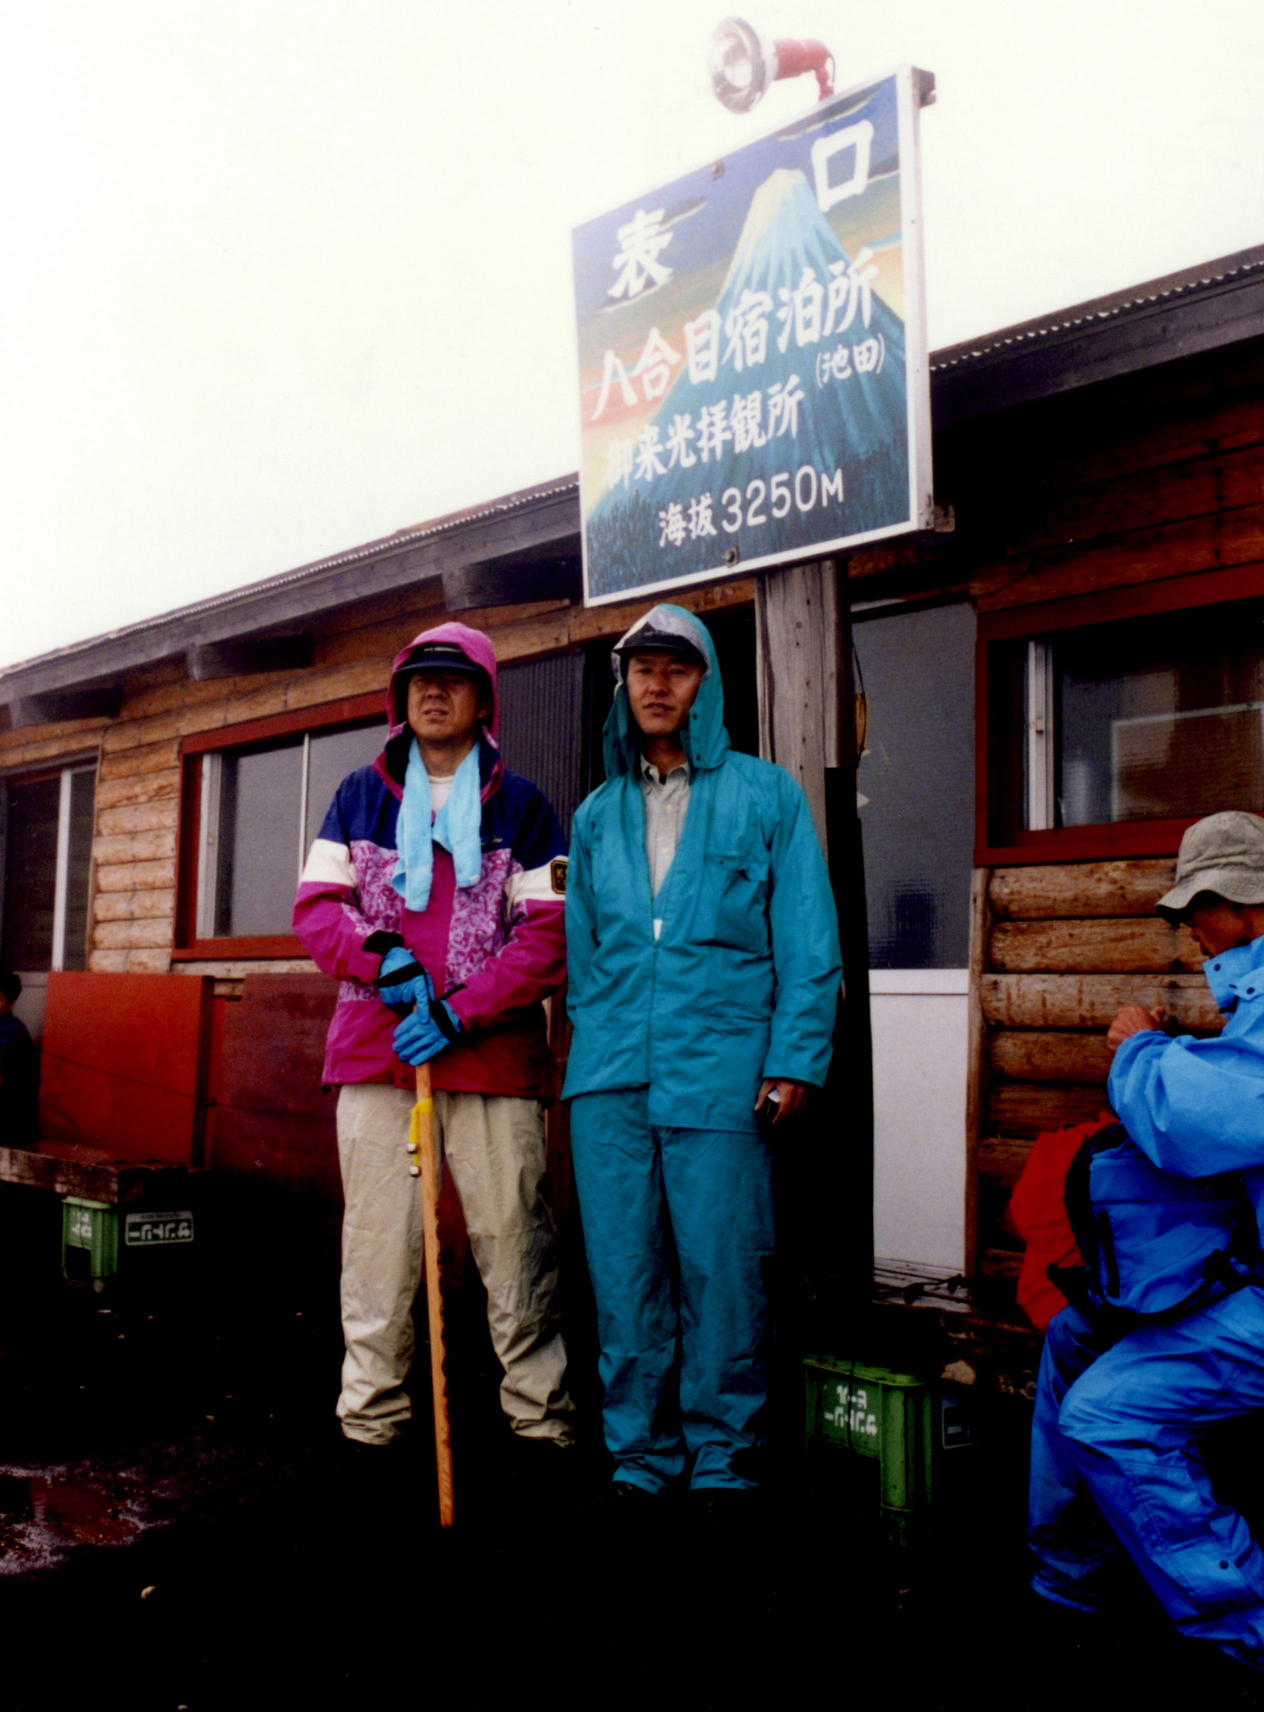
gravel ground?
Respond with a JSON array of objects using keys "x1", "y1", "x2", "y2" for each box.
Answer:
[{"x1": 3, "y1": 1184, "x2": 1263, "y2": 1711}]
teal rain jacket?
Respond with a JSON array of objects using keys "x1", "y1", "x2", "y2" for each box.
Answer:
[{"x1": 563, "y1": 604, "x2": 842, "y2": 1131}]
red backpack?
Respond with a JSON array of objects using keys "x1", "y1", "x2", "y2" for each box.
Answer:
[{"x1": 1009, "y1": 1115, "x2": 1113, "y2": 1330}]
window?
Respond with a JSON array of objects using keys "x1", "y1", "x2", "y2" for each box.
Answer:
[
  {"x1": 178, "y1": 697, "x2": 383, "y2": 957},
  {"x1": 982, "y1": 570, "x2": 1264, "y2": 859},
  {"x1": 0, "y1": 763, "x2": 96, "y2": 972},
  {"x1": 855, "y1": 601, "x2": 975, "y2": 969},
  {"x1": 199, "y1": 724, "x2": 381, "y2": 939}
]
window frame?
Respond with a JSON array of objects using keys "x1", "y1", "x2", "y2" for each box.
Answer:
[
  {"x1": 977, "y1": 562, "x2": 1264, "y2": 866},
  {"x1": 0, "y1": 756, "x2": 98, "y2": 973},
  {"x1": 174, "y1": 692, "x2": 383, "y2": 961}
]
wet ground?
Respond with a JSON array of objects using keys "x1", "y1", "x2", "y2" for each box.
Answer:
[{"x1": 3, "y1": 1184, "x2": 1264, "y2": 1711}]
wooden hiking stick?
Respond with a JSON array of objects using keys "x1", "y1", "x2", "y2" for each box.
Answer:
[{"x1": 409, "y1": 1059, "x2": 456, "y2": 1528}]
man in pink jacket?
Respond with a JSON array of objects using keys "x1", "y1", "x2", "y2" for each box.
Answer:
[{"x1": 294, "y1": 622, "x2": 575, "y2": 1461}]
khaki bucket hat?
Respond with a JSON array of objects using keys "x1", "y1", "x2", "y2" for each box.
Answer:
[{"x1": 1156, "y1": 811, "x2": 1264, "y2": 922}]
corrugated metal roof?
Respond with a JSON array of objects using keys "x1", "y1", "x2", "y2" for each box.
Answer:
[{"x1": 931, "y1": 243, "x2": 1264, "y2": 374}]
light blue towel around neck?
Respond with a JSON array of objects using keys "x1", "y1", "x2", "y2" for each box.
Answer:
[{"x1": 391, "y1": 739, "x2": 483, "y2": 912}]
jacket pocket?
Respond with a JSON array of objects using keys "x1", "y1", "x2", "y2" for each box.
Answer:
[{"x1": 698, "y1": 848, "x2": 771, "y2": 951}]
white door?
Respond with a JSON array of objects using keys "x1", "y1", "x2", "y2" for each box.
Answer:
[{"x1": 854, "y1": 601, "x2": 976, "y2": 1279}]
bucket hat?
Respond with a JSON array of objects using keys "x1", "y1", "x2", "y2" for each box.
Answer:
[{"x1": 1156, "y1": 811, "x2": 1264, "y2": 921}]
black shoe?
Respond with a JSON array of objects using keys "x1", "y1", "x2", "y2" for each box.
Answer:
[
  {"x1": 505, "y1": 1433, "x2": 584, "y2": 1505},
  {"x1": 691, "y1": 1486, "x2": 761, "y2": 1514},
  {"x1": 336, "y1": 1430, "x2": 414, "y2": 1470},
  {"x1": 594, "y1": 1479, "x2": 667, "y2": 1546},
  {"x1": 689, "y1": 1486, "x2": 769, "y2": 1541},
  {"x1": 611, "y1": 1479, "x2": 657, "y2": 1501},
  {"x1": 1168, "y1": 1637, "x2": 1264, "y2": 1702},
  {"x1": 334, "y1": 1430, "x2": 426, "y2": 1519}
]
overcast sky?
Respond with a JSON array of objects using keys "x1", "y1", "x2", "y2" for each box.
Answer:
[{"x1": 4, "y1": 0, "x2": 1262, "y2": 671}]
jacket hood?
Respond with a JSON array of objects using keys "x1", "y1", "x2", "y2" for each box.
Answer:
[
  {"x1": 381, "y1": 621, "x2": 502, "y2": 792},
  {"x1": 603, "y1": 604, "x2": 729, "y2": 778}
]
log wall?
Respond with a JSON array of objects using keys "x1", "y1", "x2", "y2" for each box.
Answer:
[
  {"x1": 936, "y1": 337, "x2": 1264, "y2": 1313},
  {"x1": 956, "y1": 343, "x2": 1264, "y2": 617},
  {"x1": 975, "y1": 858, "x2": 1221, "y2": 1286}
]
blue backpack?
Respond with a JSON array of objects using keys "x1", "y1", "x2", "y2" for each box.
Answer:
[{"x1": 1056, "y1": 1122, "x2": 1261, "y2": 1321}]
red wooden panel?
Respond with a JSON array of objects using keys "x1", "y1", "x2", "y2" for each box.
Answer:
[
  {"x1": 40, "y1": 972, "x2": 213, "y2": 1165},
  {"x1": 209, "y1": 973, "x2": 468, "y2": 1258},
  {"x1": 208, "y1": 1107, "x2": 341, "y2": 1208},
  {"x1": 206, "y1": 1102, "x2": 464, "y2": 1262},
  {"x1": 210, "y1": 975, "x2": 341, "y2": 1204},
  {"x1": 219, "y1": 975, "x2": 336, "y2": 1117}
]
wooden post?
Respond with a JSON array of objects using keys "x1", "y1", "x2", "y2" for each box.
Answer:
[
  {"x1": 410, "y1": 1063, "x2": 455, "y2": 1528},
  {"x1": 827, "y1": 566, "x2": 875, "y2": 1323},
  {"x1": 963, "y1": 868, "x2": 990, "y2": 1279},
  {"x1": 756, "y1": 561, "x2": 840, "y2": 848},
  {"x1": 757, "y1": 560, "x2": 874, "y2": 1328}
]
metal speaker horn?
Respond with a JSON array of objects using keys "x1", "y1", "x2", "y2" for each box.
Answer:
[
  {"x1": 708, "y1": 15, "x2": 774, "y2": 113},
  {"x1": 708, "y1": 15, "x2": 835, "y2": 114}
]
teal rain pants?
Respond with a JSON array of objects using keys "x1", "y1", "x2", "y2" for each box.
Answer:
[{"x1": 569, "y1": 1089, "x2": 777, "y2": 1492}]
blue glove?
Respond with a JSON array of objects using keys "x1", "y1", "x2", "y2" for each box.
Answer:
[
  {"x1": 376, "y1": 945, "x2": 434, "y2": 1013},
  {"x1": 393, "y1": 1001, "x2": 463, "y2": 1066}
]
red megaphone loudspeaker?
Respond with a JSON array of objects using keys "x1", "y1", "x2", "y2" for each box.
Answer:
[{"x1": 708, "y1": 16, "x2": 835, "y2": 113}]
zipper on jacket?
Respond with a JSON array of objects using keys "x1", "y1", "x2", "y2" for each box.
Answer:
[{"x1": 1096, "y1": 1211, "x2": 1120, "y2": 1299}]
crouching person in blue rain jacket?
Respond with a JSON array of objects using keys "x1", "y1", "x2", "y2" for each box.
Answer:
[
  {"x1": 563, "y1": 604, "x2": 841, "y2": 1511},
  {"x1": 1029, "y1": 810, "x2": 1264, "y2": 1674}
]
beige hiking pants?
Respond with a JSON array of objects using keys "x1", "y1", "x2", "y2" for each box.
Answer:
[{"x1": 336, "y1": 1082, "x2": 575, "y2": 1447}]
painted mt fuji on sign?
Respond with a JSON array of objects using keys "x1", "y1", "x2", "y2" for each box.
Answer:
[
  {"x1": 572, "y1": 68, "x2": 930, "y2": 605},
  {"x1": 586, "y1": 166, "x2": 909, "y2": 597}
]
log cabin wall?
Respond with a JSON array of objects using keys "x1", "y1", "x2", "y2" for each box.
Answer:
[
  {"x1": 945, "y1": 333, "x2": 1264, "y2": 1308},
  {"x1": 945, "y1": 339, "x2": 1264, "y2": 623},
  {"x1": 976, "y1": 860, "x2": 1221, "y2": 1289}
]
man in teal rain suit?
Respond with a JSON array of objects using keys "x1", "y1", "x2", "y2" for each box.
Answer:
[{"x1": 564, "y1": 603, "x2": 841, "y2": 1500}]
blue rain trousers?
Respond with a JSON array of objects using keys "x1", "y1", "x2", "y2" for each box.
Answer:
[
  {"x1": 1031, "y1": 1291, "x2": 1264, "y2": 1669},
  {"x1": 570, "y1": 1089, "x2": 776, "y2": 1492},
  {"x1": 1029, "y1": 1304, "x2": 1131, "y2": 1611}
]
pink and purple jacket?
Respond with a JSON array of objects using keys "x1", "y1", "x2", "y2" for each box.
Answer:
[{"x1": 292, "y1": 622, "x2": 568, "y2": 1097}]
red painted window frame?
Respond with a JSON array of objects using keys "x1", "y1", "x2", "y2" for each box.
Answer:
[
  {"x1": 976, "y1": 562, "x2": 1264, "y2": 867},
  {"x1": 173, "y1": 691, "x2": 383, "y2": 961}
]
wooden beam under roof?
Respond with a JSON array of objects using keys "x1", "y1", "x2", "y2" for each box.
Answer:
[
  {"x1": 9, "y1": 685, "x2": 122, "y2": 727},
  {"x1": 187, "y1": 635, "x2": 314, "y2": 681}
]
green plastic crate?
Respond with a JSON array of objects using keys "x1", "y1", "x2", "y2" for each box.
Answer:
[
  {"x1": 804, "y1": 1354, "x2": 980, "y2": 1546},
  {"x1": 62, "y1": 1197, "x2": 119, "y2": 1286}
]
